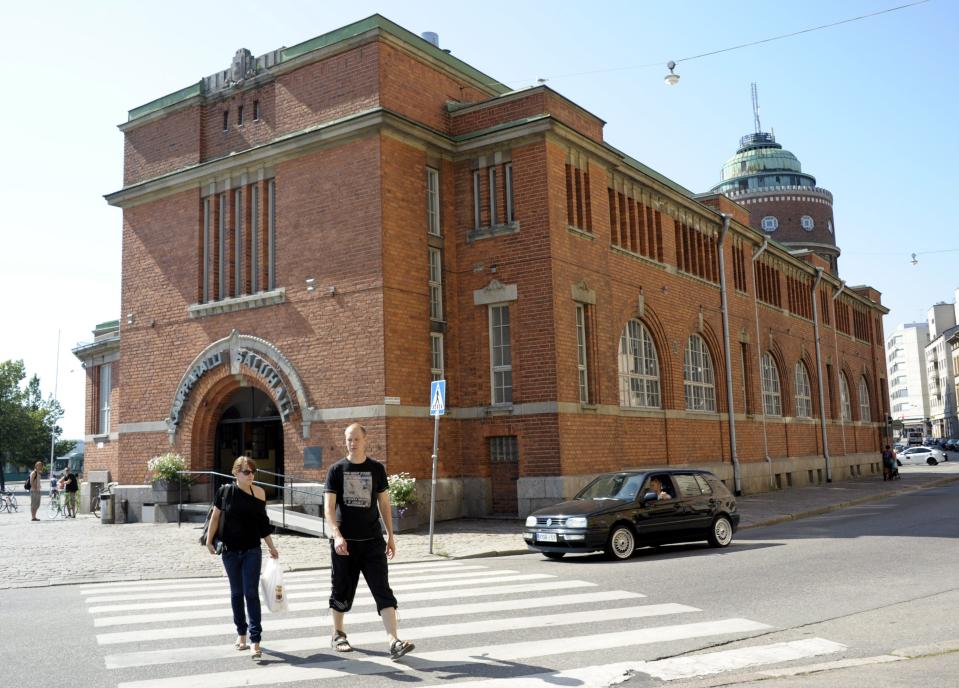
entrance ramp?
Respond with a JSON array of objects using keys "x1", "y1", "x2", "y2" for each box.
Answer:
[{"x1": 266, "y1": 504, "x2": 326, "y2": 537}]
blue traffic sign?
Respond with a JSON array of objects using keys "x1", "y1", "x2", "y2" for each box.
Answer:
[{"x1": 430, "y1": 380, "x2": 446, "y2": 416}]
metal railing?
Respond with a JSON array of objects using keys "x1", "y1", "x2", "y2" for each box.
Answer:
[{"x1": 175, "y1": 469, "x2": 326, "y2": 536}]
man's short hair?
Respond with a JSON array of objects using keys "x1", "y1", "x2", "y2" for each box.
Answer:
[{"x1": 345, "y1": 422, "x2": 367, "y2": 437}]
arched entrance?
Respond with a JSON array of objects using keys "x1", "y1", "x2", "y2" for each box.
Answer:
[{"x1": 214, "y1": 386, "x2": 284, "y2": 499}]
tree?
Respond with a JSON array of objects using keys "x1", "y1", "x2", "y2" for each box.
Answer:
[{"x1": 0, "y1": 359, "x2": 65, "y2": 473}]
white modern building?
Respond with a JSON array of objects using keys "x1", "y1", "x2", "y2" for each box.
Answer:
[
  {"x1": 925, "y1": 297, "x2": 959, "y2": 438},
  {"x1": 885, "y1": 322, "x2": 930, "y2": 432}
]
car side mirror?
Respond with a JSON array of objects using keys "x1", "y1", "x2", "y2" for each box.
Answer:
[{"x1": 642, "y1": 491, "x2": 658, "y2": 503}]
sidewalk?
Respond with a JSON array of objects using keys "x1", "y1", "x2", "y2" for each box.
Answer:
[{"x1": 3, "y1": 465, "x2": 957, "y2": 590}]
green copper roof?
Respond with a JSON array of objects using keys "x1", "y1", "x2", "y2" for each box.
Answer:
[{"x1": 127, "y1": 15, "x2": 509, "y2": 122}]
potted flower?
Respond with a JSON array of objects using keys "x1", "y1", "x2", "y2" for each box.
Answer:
[
  {"x1": 387, "y1": 472, "x2": 418, "y2": 532},
  {"x1": 147, "y1": 452, "x2": 189, "y2": 503}
]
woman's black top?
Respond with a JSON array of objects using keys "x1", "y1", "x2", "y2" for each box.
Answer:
[{"x1": 214, "y1": 484, "x2": 274, "y2": 551}]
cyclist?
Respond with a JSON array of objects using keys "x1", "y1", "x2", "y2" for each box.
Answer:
[{"x1": 60, "y1": 467, "x2": 80, "y2": 518}]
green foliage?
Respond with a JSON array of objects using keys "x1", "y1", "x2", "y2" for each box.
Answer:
[
  {"x1": 55, "y1": 439, "x2": 78, "y2": 457},
  {"x1": 147, "y1": 452, "x2": 188, "y2": 484},
  {"x1": 387, "y1": 472, "x2": 416, "y2": 508},
  {"x1": 0, "y1": 359, "x2": 64, "y2": 470}
]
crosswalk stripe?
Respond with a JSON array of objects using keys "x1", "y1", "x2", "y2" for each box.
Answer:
[
  {"x1": 416, "y1": 639, "x2": 847, "y2": 687},
  {"x1": 81, "y1": 563, "x2": 483, "y2": 596},
  {"x1": 88, "y1": 573, "x2": 553, "y2": 614},
  {"x1": 86, "y1": 566, "x2": 496, "y2": 604},
  {"x1": 96, "y1": 589, "x2": 641, "y2": 645},
  {"x1": 103, "y1": 602, "x2": 699, "y2": 669},
  {"x1": 115, "y1": 618, "x2": 771, "y2": 688},
  {"x1": 92, "y1": 579, "x2": 595, "y2": 627}
]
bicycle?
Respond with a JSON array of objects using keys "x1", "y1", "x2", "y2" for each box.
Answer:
[
  {"x1": 48, "y1": 490, "x2": 66, "y2": 519},
  {"x1": 91, "y1": 482, "x2": 118, "y2": 518},
  {"x1": 0, "y1": 491, "x2": 18, "y2": 513}
]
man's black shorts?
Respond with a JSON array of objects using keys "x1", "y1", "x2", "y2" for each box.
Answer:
[{"x1": 329, "y1": 536, "x2": 398, "y2": 614}]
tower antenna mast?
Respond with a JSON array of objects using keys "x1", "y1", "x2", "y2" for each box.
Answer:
[{"x1": 751, "y1": 82, "x2": 761, "y2": 134}]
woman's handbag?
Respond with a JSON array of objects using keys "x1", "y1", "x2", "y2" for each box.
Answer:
[{"x1": 199, "y1": 484, "x2": 233, "y2": 553}]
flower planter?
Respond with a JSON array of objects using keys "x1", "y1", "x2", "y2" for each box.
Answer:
[
  {"x1": 391, "y1": 504, "x2": 419, "y2": 533},
  {"x1": 151, "y1": 480, "x2": 183, "y2": 505}
]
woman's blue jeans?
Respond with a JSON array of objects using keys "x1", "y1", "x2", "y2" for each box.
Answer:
[{"x1": 222, "y1": 547, "x2": 263, "y2": 643}]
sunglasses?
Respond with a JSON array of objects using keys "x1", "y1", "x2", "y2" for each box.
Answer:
[{"x1": 238, "y1": 469, "x2": 255, "y2": 476}]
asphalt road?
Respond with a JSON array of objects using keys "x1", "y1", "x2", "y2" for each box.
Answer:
[{"x1": 3, "y1": 481, "x2": 957, "y2": 688}]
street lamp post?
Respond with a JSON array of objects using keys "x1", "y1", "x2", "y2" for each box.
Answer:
[{"x1": 48, "y1": 330, "x2": 61, "y2": 477}]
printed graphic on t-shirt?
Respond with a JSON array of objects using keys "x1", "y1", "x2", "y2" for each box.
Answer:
[{"x1": 343, "y1": 472, "x2": 372, "y2": 508}]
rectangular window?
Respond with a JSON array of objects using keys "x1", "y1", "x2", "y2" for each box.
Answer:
[
  {"x1": 428, "y1": 247, "x2": 443, "y2": 321},
  {"x1": 222, "y1": 110, "x2": 229, "y2": 132},
  {"x1": 488, "y1": 167, "x2": 498, "y2": 226},
  {"x1": 426, "y1": 167, "x2": 441, "y2": 236},
  {"x1": 430, "y1": 333, "x2": 444, "y2": 382},
  {"x1": 740, "y1": 343, "x2": 753, "y2": 414},
  {"x1": 576, "y1": 303, "x2": 590, "y2": 404},
  {"x1": 202, "y1": 198, "x2": 211, "y2": 302},
  {"x1": 237, "y1": 104, "x2": 244, "y2": 126},
  {"x1": 250, "y1": 184, "x2": 259, "y2": 293},
  {"x1": 505, "y1": 163, "x2": 514, "y2": 224},
  {"x1": 267, "y1": 179, "x2": 276, "y2": 290},
  {"x1": 253, "y1": 100, "x2": 260, "y2": 121},
  {"x1": 217, "y1": 193, "x2": 226, "y2": 299},
  {"x1": 234, "y1": 188, "x2": 243, "y2": 297},
  {"x1": 97, "y1": 363, "x2": 111, "y2": 435},
  {"x1": 489, "y1": 436, "x2": 518, "y2": 463},
  {"x1": 489, "y1": 304, "x2": 513, "y2": 405},
  {"x1": 473, "y1": 171, "x2": 482, "y2": 229}
]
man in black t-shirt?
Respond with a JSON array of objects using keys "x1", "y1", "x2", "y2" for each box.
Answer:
[
  {"x1": 324, "y1": 423, "x2": 414, "y2": 660},
  {"x1": 59, "y1": 467, "x2": 80, "y2": 518}
]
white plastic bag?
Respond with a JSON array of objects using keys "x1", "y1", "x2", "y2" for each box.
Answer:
[{"x1": 259, "y1": 557, "x2": 289, "y2": 613}]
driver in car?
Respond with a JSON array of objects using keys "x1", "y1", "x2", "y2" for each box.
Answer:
[{"x1": 649, "y1": 477, "x2": 671, "y2": 500}]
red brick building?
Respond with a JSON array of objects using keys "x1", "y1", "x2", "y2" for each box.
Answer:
[{"x1": 74, "y1": 15, "x2": 888, "y2": 517}]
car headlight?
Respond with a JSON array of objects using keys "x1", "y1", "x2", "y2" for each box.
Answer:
[
  {"x1": 566, "y1": 517, "x2": 588, "y2": 528},
  {"x1": 525, "y1": 516, "x2": 537, "y2": 527}
]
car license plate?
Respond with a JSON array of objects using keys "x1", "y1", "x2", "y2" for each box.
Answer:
[{"x1": 536, "y1": 532, "x2": 557, "y2": 542}]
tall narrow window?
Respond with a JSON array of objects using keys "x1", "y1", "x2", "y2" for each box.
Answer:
[
  {"x1": 97, "y1": 363, "x2": 112, "y2": 435},
  {"x1": 428, "y1": 248, "x2": 443, "y2": 321},
  {"x1": 253, "y1": 100, "x2": 260, "y2": 121},
  {"x1": 488, "y1": 167, "x2": 498, "y2": 226},
  {"x1": 684, "y1": 334, "x2": 716, "y2": 412},
  {"x1": 489, "y1": 305, "x2": 513, "y2": 405},
  {"x1": 430, "y1": 333, "x2": 444, "y2": 382},
  {"x1": 222, "y1": 110, "x2": 228, "y2": 132},
  {"x1": 858, "y1": 376, "x2": 871, "y2": 421},
  {"x1": 234, "y1": 188, "x2": 243, "y2": 297},
  {"x1": 237, "y1": 104, "x2": 244, "y2": 126},
  {"x1": 202, "y1": 197, "x2": 211, "y2": 302},
  {"x1": 426, "y1": 167, "x2": 441, "y2": 236},
  {"x1": 217, "y1": 193, "x2": 226, "y2": 299},
  {"x1": 575, "y1": 303, "x2": 589, "y2": 404},
  {"x1": 761, "y1": 352, "x2": 782, "y2": 416},
  {"x1": 839, "y1": 372, "x2": 852, "y2": 421},
  {"x1": 505, "y1": 163, "x2": 514, "y2": 224},
  {"x1": 473, "y1": 171, "x2": 482, "y2": 229},
  {"x1": 267, "y1": 179, "x2": 276, "y2": 290},
  {"x1": 250, "y1": 184, "x2": 259, "y2": 293},
  {"x1": 618, "y1": 320, "x2": 661, "y2": 408},
  {"x1": 795, "y1": 362, "x2": 813, "y2": 418},
  {"x1": 741, "y1": 343, "x2": 753, "y2": 414}
]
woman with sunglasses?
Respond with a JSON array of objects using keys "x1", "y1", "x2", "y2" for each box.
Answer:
[{"x1": 206, "y1": 456, "x2": 279, "y2": 661}]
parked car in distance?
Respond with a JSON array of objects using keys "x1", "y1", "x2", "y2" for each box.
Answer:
[
  {"x1": 897, "y1": 446, "x2": 947, "y2": 466},
  {"x1": 524, "y1": 469, "x2": 739, "y2": 561}
]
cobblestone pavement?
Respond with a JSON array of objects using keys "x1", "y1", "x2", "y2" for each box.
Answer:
[{"x1": 3, "y1": 465, "x2": 957, "y2": 590}]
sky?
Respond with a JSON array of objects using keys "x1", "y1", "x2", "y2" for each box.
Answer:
[{"x1": 0, "y1": 0, "x2": 956, "y2": 440}]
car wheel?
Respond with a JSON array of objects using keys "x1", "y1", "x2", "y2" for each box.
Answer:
[
  {"x1": 604, "y1": 525, "x2": 635, "y2": 560},
  {"x1": 927, "y1": 457, "x2": 938, "y2": 466},
  {"x1": 543, "y1": 552, "x2": 565, "y2": 560},
  {"x1": 708, "y1": 515, "x2": 733, "y2": 548}
]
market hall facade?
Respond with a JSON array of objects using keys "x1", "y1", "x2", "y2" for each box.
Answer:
[{"x1": 73, "y1": 15, "x2": 889, "y2": 518}]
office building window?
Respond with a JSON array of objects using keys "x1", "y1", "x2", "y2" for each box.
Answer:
[
  {"x1": 761, "y1": 352, "x2": 782, "y2": 416},
  {"x1": 505, "y1": 163, "x2": 514, "y2": 224},
  {"x1": 430, "y1": 333, "x2": 444, "y2": 382},
  {"x1": 428, "y1": 247, "x2": 443, "y2": 321},
  {"x1": 97, "y1": 364, "x2": 111, "y2": 435},
  {"x1": 840, "y1": 372, "x2": 852, "y2": 421},
  {"x1": 684, "y1": 334, "x2": 716, "y2": 412},
  {"x1": 489, "y1": 304, "x2": 513, "y2": 405},
  {"x1": 426, "y1": 167, "x2": 441, "y2": 236},
  {"x1": 795, "y1": 362, "x2": 813, "y2": 418},
  {"x1": 618, "y1": 319, "x2": 660, "y2": 408},
  {"x1": 575, "y1": 303, "x2": 590, "y2": 404},
  {"x1": 858, "y1": 376, "x2": 871, "y2": 421}
]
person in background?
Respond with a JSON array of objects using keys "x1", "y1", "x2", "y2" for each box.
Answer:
[
  {"x1": 29, "y1": 461, "x2": 43, "y2": 521},
  {"x1": 206, "y1": 456, "x2": 278, "y2": 661},
  {"x1": 59, "y1": 466, "x2": 79, "y2": 518}
]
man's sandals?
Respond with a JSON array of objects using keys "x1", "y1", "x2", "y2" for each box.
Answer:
[
  {"x1": 389, "y1": 639, "x2": 414, "y2": 661},
  {"x1": 331, "y1": 631, "x2": 353, "y2": 652}
]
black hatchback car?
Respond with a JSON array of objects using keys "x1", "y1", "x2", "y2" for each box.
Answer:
[{"x1": 524, "y1": 469, "x2": 739, "y2": 560}]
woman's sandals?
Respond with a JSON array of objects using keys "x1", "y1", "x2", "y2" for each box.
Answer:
[
  {"x1": 234, "y1": 638, "x2": 250, "y2": 651},
  {"x1": 389, "y1": 639, "x2": 415, "y2": 661},
  {"x1": 331, "y1": 631, "x2": 353, "y2": 652}
]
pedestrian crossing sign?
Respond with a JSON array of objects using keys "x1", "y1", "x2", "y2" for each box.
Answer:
[{"x1": 430, "y1": 380, "x2": 446, "y2": 416}]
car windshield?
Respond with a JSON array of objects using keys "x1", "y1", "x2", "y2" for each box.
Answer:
[{"x1": 576, "y1": 474, "x2": 644, "y2": 501}]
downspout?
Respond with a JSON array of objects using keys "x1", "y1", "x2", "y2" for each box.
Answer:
[
  {"x1": 717, "y1": 215, "x2": 742, "y2": 495},
  {"x1": 811, "y1": 268, "x2": 831, "y2": 482},
  {"x1": 751, "y1": 237, "x2": 773, "y2": 486},
  {"x1": 832, "y1": 281, "x2": 848, "y2": 466}
]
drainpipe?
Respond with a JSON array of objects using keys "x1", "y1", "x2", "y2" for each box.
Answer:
[
  {"x1": 717, "y1": 214, "x2": 742, "y2": 495},
  {"x1": 832, "y1": 281, "x2": 848, "y2": 469},
  {"x1": 751, "y1": 237, "x2": 773, "y2": 486},
  {"x1": 811, "y1": 267, "x2": 831, "y2": 482}
]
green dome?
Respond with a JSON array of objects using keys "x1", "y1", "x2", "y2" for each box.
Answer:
[{"x1": 712, "y1": 132, "x2": 817, "y2": 193}]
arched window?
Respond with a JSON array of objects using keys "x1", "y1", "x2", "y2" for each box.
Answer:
[
  {"x1": 684, "y1": 335, "x2": 716, "y2": 411},
  {"x1": 794, "y1": 362, "x2": 812, "y2": 418},
  {"x1": 839, "y1": 373, "x2": 852, "y2": 421},
  {"x1": 858, "y1": 376, "x2": 871, "y2": 421},
  {"x1": 618, "y1": 320, "x2": 661, "y2": 408},
  {"x1": 761, "y1": 353, "x2": 782, "y2": 416}
]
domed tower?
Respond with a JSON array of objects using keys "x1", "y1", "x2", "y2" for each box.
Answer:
[{"x1": 711, "y1": 86, "x2": 839, "y2": 273}]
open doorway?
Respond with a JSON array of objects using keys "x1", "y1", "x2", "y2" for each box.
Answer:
[{"x1": 214, "y1": 386, "x2": 284, "y2": 500}]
